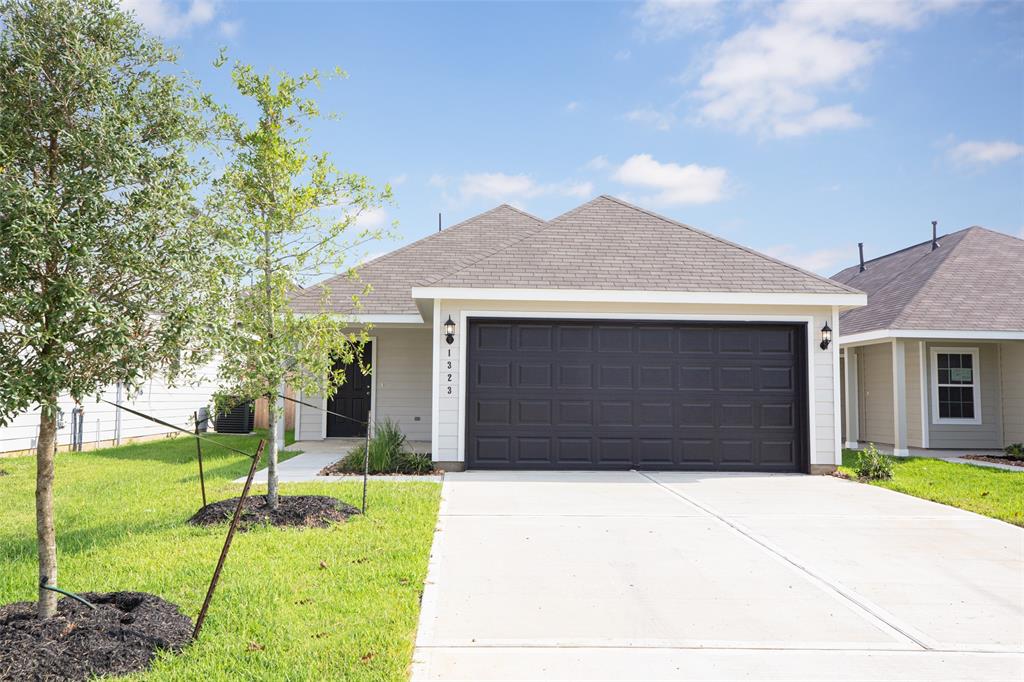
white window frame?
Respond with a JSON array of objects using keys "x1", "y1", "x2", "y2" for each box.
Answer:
[{"x1": 930, "y1": 346, "x2": 981, "y2": 425}]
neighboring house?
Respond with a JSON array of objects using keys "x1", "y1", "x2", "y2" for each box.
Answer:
[
  {"x1": 0, "y1": 363, "x2": 221, "y2": 456},
  {"x1": 832, "y1": 226, "x2": 1024, "y2": 455},
  {"x1": 290, "y1": 195, "x2": 865, "y2": 473}
]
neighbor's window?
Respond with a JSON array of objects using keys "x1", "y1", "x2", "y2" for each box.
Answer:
[{"x1": 931, "y1": 348, "x2": 981, "y2": 424}]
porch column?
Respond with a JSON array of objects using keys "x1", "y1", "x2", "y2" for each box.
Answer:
[
  {"x1": 891, "y1": 340, "x2": 909, "y2": 456},
  {"x1": 844, "y1": 348, "x2": 860, "y2": 449}
]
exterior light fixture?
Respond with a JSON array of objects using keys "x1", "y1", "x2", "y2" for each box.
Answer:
[
  {"x1": 444, "y1": 316, "x2": 456, "y2": 345},
  {"x1": 819, "y1": 321, "x2": 832, "y2": 350}
]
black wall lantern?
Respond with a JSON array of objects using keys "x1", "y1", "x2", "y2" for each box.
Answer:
[
  {"x1": 444, "y1": 316, "x2": 456, "y2": 345},
  {"x1": 819, "y1": 321, "x2": 832, "y2": 350}
]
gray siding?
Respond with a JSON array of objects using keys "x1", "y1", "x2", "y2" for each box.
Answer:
[
  {"x1": 905, "y1": 342, "x2": 923, "y2": 448},
  {"x1": 926, "y1": 342, "x2": 1002, "y2": 449},
  {"x1": 296, "y1": 388, "x2": 325, "y2": 440},
  {"x1": 373, "y1": 328, "x2": 432, "y2": 441},
  {"x1": 999, "y1": 341, "x2": 1024, "y2": 445},
  {"x1": 857, "y1": 343, "x2": 894, "y2": 445},
  {"x1": 294, "y1": 327, "x2": 433, "y2": 443}
]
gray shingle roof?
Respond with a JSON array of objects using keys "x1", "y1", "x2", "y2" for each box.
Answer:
[
  {"x1": 426, "y1": 196, "x2": 859, "y2": 294},
  {"x1": 831, "y1": 226, "x2": 1024, "y2": 335},
  {"x1": 292, "y1": 195, "x2": 860, "y2": 316},
  {"x1": 290, "y1": 204, "x2": 546, "y2": 315}
]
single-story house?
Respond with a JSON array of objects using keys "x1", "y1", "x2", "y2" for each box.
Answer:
[
  {"x1": 832, "y1": 226, "x2": 1024, "y2": 455},
  {"x1": 289, "y1": 196, "x2": 866, "y2": 473}
]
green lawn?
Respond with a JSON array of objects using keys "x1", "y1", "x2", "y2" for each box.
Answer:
[
  {"x1": 0, "y1": 432, "x2": 441, "y2": 680},
  {"x1": 839, "y1": 449, "x2": 1024, "y2": 527}
]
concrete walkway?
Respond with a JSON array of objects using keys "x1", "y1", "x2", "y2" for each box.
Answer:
[
  {"x1": 235, "y1": 439, "x2": 440, "y2": 483},
  {"x1": 413, "y1": 471, "x2": 1024, "y2": 681}
]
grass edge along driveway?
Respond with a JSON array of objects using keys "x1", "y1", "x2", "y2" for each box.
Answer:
[
  {"x1": 839, "y1": 448, "x2": 1024, "y2": 527},
  {"x1": 0, "y1": 432, "x2": 441, "y2": 681}
]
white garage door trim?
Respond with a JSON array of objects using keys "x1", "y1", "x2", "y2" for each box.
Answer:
[{"x1": 456, "y1": 310, "x2": 817, "y2": 466}]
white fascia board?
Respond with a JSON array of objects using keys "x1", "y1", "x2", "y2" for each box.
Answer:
[
  {"x1": 839, "y1": 329, "x2": 1024, "y2": 345},
  {"x1": 410, "y1": 287, "x2": 866, "y2": 308},
  {"x1": 314, "y1": 313, "x2": 425, "y2": 324}
]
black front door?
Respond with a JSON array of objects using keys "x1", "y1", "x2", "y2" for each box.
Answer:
[{"x1": 326, "y1": 342, "x2": 372, "y2": 437}]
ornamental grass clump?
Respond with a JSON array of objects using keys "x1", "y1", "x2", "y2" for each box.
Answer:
[
  {"x1": 338, "y1": 419, "x2": 433, "y2": 474},
  {"x1": 854, "y1": 443, "x2": 895, "y2": 481}
]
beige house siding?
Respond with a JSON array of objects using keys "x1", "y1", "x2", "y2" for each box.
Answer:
[
  {"x1": 295, "y1": 327, "x2": 432, "y2": 443},
  {"x1": 857, "y1": 343, "x2": 894, "y2": 446},
  {"x1": 373, "y1": 327, "x2": 432, "y2": 441},
  {"x1": 434, "y1": 299, "x2": 841, "y2": 468},
  {"x1": 905, "y1": 342, "x2": 923, "y2": 448},
  {"x1": 1001, "y1": 341, "x2": 1024, "y2": 445},
  {"x1": 925, "y1": 342, "x2": 1002, "y2": 450}
]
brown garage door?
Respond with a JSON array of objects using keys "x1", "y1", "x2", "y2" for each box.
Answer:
[{"x1": 465, "y1": 319, "x2": 808, "y2": 472}]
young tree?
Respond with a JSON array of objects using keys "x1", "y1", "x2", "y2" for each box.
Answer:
[
  {"x1": 0, "y1": 0, "x2": 211, "y2": 618},
  {"x1": 206, "y1": 59, "x2": 391, "y2": 510}
]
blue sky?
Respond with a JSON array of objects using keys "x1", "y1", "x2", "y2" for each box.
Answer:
[{"x1": 126, "y1": 0, "x2": 1023, "y2": 276}]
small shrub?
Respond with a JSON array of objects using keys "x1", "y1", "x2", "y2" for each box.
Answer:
[
  {"x1": 1004, "y1": 443, "x2": 1024, "y2": 460},
  {"x1": 394, "y1": 451, "x2": 434, "y2": 475},
  {"x1": 334, "y1": 420, "x2": 433, "y2": 474},
  {"x1": 854, "y1": 443, "x2": 894, "y2": 481}
]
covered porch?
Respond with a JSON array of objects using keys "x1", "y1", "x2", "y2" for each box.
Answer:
[{"x1": 841, "y1": 336, "x2": 1024, "y2": 456}]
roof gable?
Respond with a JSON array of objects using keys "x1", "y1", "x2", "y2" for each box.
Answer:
[
  {"x1": 832, "y1": 226, "x2": 1024, "y2": 334},
  {"x1": 426, "y1": 196, "x2": 859, "y2": 295},
  {"x1": 290, "y1": 204, "x2": 546, "y2": 315}
]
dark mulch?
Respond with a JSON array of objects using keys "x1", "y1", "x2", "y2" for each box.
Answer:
[
  {"x1": 187, "y1": 494, "x2": 358, "y2": 529},
  {"x1": 318, "y1": 461, "x2": 441, "y2": 477},
  {"x1": 962, "y1": 454, "x2": 1024, "y2": 468},
  {"x1": 0, "y1": 591, "x2": 191, "y2": 681}
]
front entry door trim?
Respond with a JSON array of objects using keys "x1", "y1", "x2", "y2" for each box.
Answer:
[{"x1": 323, "y1": 336, "x2": 377, "y2": 438}]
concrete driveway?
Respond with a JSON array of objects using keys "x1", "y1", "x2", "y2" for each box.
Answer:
[{"x1": 413, "y1": 471, "x2": 1024, "y2": 681}]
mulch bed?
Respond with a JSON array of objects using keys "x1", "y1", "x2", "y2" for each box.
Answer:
[
  {"x1": 961, "y1": 454, "x2": 1024, "y2": 468},
  {"x1": 0, "y1": 591, "x2": 191, "y2": 681},
  {"x1": 318, "y1": 461, "x2": 441, "y2": 477},
  {"x1": 187, "y1": 494, "x2": 358, "y2": 529}
]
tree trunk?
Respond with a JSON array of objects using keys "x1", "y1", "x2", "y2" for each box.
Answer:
[
  {"x1": 35, "y1": 403, "x2": 58, "y2": 619},
  {"x1": 266, "y1": 399, "x2": 279, "y2": 509}
]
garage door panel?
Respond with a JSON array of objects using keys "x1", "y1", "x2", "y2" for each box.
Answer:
[
  {"x1": 516, "y1": 363, "x2": 552, "y2": 388},
  {"x1": 466, "y1": 320, "x2": 806, "y2": 472},
  {"x1": 598, "y1": 365, "x2": 632, "y2": 389},
  {"x1": 518, "y1": 400, "x2": 552, "y2": 426},
  {"x1": 516, "y1": 437, "x2": 551, "y2": 464},
  {"x1": 557, "y1": 364, "x2": 592, "y2": 388},
  {"x1": 476, "y1": 362, "x2": 511, "y2": 388},
  {"x1": 719, "y1": 366, "x2": 755, "y2": 391},
  {"x1": 557, "y1": 400, "x2": 593, "y2": 425}
]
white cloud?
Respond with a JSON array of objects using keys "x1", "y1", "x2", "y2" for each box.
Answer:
[
  {"x1": 762, "y1": 244, "x2": 851, "y2": 274},
  {"x1": 612, "y1": 154, "x2": 728, "y2": 205},
  {"x1": 614, "y1": 48, "x2": 632, "y2": 61},
  {"x1": 624, "y1": 107, "x2": 676, "y2": 131},
  {"x1": 693, "y1": 0, "x2": 958, "y2": 138},
  {"x1": 635, "y1": 0, "x2": 723, "y2": 40},
  {"x1": 428, "y1": 174, "x2": 448, "y2": 188},
  {"x1": 585, "y1": 155, "x2": 610, "y2": 171},
  {"x1": 949, "y1": 140, "x2": 1024, "y2": 166},
  {"x1": 355, "y1": 206, "x2": 389, "y2": 230},
  {"x1": 457, "y1": 173, "x2": 593, "y2": 203},
  {"x1": 565, "y1": 101, "x2": 580, "y2": 112},
  {"x1": 119, "y1": 0, "x2": 217, "y2": 37},
  {"x1": 390, "y1": 173, "x2": 408, "y2": 186},
  {"x1": 218, "y1": 19, "x2": 240, "y2": 39}
]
